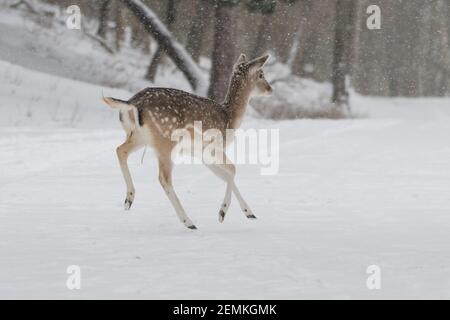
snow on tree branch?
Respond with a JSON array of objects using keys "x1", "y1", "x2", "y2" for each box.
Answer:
[{"x1": 119, "y1": 0, "x2": 208, "y2": 95}]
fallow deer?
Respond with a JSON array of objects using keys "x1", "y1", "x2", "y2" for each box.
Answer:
[{"x1": 103, "y1": 53, "x2": 272, "y2": 229}]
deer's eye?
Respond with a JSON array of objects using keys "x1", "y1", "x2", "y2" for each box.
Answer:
[{"x1": 258, "y1": 73, "x2": 264, "y2": 79}]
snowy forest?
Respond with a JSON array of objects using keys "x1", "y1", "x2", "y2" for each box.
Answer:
[
  {"x1": 3, "y1": 0, "x2": 449, "y2": 119},
  {"x1": 87, "y1": 0, "x2": 450, "y2": 100},
  {"x1": 1, "y1": 0, "x2": 450, "y2": 300}
]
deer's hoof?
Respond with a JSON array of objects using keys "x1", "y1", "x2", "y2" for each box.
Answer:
[
  {"x1": 218, "y1": 210, "x2": 226, "y2": 223},
  {"x1": 124, "y1": 199, "x2": 133, "y2": 210},
  {"x1": 187, "y1": 225, "x2": 197, "y2": 230},
  {"x1": 243, "y1": 208, "x2": 256, "y2": 219}
]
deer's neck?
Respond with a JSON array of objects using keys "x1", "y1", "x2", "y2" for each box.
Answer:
[{"x1": 222, "y1": 82, "x2": 252, "y2": 130}]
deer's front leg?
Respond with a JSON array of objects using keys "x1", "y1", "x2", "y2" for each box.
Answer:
[
  {"x1": 231, "y1": 182, "x2": 256, "y2": 219},
  {"x1": 158, "y1": 155, "x2": 197, "y2": 230},
  {"x1": 206, "y1": 156, "x2": 256, "y2": 222},
  {"x1": 116, "y1": 135, "x2": 142, "y2": 210},
  {"x1": 222, "y1": 158, "x2": 256, "y2": 219},
  {"x1": 205, "y1": 163, "x2": 233, "y2": 222}
]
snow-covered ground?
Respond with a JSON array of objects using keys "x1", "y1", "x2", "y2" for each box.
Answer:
[
  {"x1": 2, "y1": 57, "x2": 450, "y2": 299},
  {"x1": 1, "y1": 1, "x2": 450, "y2": 300}
]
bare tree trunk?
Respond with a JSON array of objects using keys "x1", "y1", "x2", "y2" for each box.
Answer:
[
  {"x1": 186, "y1": 0, "x2": 211, "y2": 62},
  {"x1": 418, "y1": 1, "x2": 433, "y2": 96},
  {"x1": 436, "y1": 0, "x2": 450, "y2": 95},
  {"x1": 349, "y1": 0, "x2": 362, "y2": 77},
  {"x1": 291, "y1": 0, "x2": 314, "y2": 77},
  {"x1": 331, "y1": 0, "x2": 354, "y2": 108},
  {"x1": 97, "y1": 0, "x2": 110, "y2": 39},
  {"x1": 145, "y1": 0, "x2": 176, "y2": 81},
  {"x1": 251, "y1": 13, "x2": 272, "y2": 58},
  {"x1": 208, "y1": 3, "x2": 238, "y2": 102},
  {"x1": 115, "y1": 4, "x2": 125, "y2": 51},
  {"x1": 349, "y1": 0, "x2": 364, "y2": 92}
]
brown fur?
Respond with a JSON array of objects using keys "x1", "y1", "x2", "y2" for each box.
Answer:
[{"x1": 103, "y1": 54, "x2": 272, "y2": 229}]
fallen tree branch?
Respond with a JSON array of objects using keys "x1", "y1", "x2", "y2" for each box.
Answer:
[
  {"x1": 119, "y1": 0, "x2": 207, "y2": 94},
  {"x1": 84, "y1": 32, "x2": 115, "y2": 54}
]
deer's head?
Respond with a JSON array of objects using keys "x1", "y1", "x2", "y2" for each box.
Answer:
[{"x1": 232, "y1": 53, "x2": 273, "y2": 97}]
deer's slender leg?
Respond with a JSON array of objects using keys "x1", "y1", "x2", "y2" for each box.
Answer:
[
  {"x1": 205, "y1": 164, "x2": 233, "y2": 222},
  {"x1": 231, "y1": 181, "x2": 256, "y2": 219},
  {"x1": 224, "y1": 159, "x2": 255, "y2": 219},
  {"x1": 117, "y1": 134, "x2": 143, "y2": 210},
  {"x1": 158, "y1": 154, "x2": 196, "y2": 230},
  {"x1": 205, "y1": 154, "x2": 256, "y2": 221}
]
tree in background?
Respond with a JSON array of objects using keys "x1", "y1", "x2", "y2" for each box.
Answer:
[
  {"x1": 115, "y1": 2, "x2": 126, "y2": 51},
  {"x1": 48, "y1": 0, "x2": 450, "y2": 100},
  {"x1": 119, "y1": 0, "x2": 206, "y2": 92},
  {"x1": 246, "y1": 0, "x2": 276, "y2": 58},
  {"x1": 97, "y1": 0, "x2": 110, "y2": 39},
  {"x1": 145, "y1": 0, "x2": 176, "y2": 81},
  {"x1": 246, "y1": 0, "x2": 299, "y2": 60},
  {"x1": 291, "y1": 0, "x2": 336, "y2": 81},
  {"x1": 434, "y1": 0, "x2": 449, "y2": 95},
  {"x1": 331, "y1": 0, "x2": 355, "y2": 109},
  {"x1": 208, "y1": 0, "x2": 240, "y2": 102},
  {"x1": 290, "y1": 0, "x2": 313, "y2": 77},
  {"x1": 186, "y1": 0, "x2": 212, "y2": 63}
]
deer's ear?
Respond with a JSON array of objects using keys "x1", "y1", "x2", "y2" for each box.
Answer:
[
  {"x1": 247, "y1": 54, "x2": 270, "y2": 72},
  {"x1": 236, "y1": 53, "x2": 247, "y2": 64},
  {"x1": 233, "y1": 54, "x2": 247, "y2": 72},
  {"x1": 233, "y1": 54, "x2": 247, "y2": 71}
]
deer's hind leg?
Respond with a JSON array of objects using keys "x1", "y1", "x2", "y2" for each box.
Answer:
[
  {"x1": 157, "y1": 151, "x2": 197, "y2": 230},
  {"x1": 117, "y1": 132, "x2": 143, "y2": 210}
]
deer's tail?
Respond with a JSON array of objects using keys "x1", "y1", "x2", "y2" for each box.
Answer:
[{"x1": 102, "y1": 96, "x2": 134, "y2": 111}]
